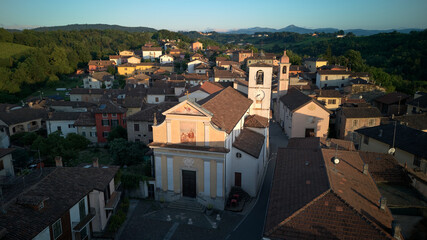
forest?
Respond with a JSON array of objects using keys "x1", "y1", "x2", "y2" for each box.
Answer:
[{"x1": 0, "y1": 27, "x2": 426, "y2": 103}]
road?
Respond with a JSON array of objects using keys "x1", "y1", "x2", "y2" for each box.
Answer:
[{"x1": 227, "y1": 122, "x2": 288, "y2": 240}]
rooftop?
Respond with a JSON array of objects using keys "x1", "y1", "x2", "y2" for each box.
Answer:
[
  {"x1": 232, "y1": 128, "x2": 265, "y2": 158},
  {"x1": 374, "y1": 92, "x2": 410, "y2": 105}
]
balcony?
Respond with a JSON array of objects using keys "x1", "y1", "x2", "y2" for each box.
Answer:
[
  {"x1": 73, "y1": 207, "x2": 96, "y2": 232},
  {"x1": 105, "y1": 191, "x2": 122, "y2": 210}
]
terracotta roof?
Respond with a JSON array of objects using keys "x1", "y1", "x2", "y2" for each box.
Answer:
[
  {"x1": 265, "y1": 147, "x2": 396, "y2": 239},
  {"x1": 374, "y1": 92, "x2": 410, "y2": 105},
  {"x1": 147, "y1": 87, "x2": 174, "y2": 95},
  {"x1": 280, "y1": 88, "x2": 330, "y2": 113},
  {"x1": 201, "y1": 87, "x2": 252, "y2": 134},
  {"x1": 244, "y1": 115, "x2": 269, "y2": 128},
  {"x1": 234, "y1": 79, "x2": 248, "y2": 87},
  {"x1": 183, "y1": 73, "x2": 209, "y2": 81},
  {"x1": 356, "y1": 124, "x2": 427, "y2": 159},
  {"x1": 341, "y1": 106, "x2": 382, "y2": 118},
  {"x1": 314, "y1": 89, "x2": 342, "y2": 98},
  {"x1": 119, "y1": 96, "x2": 144, "y2": 108},
  {"x1": 287, "y1": 137, "x2": 356, "y2": 151},
  {"x1": 48, "y1": 112, "x2": 81, "y2": 121},
  {"x1": 248, "y1": 62, "x2": 273, "y2": 67},
  {"x1": 214, "y1": 69, "x2": 244, "y2": 79},
  {"x1": 232, "y1": 128, "x2": 265, "y2": 158},
  {"x1": 141, "y1": 47, "x2": 162, "y2": 51},
  {"x1": 358, "y1": 151, "x2": 407, "y2": 183},
  {"x1": 74, "y1": 112, "x2": 96, "y2": 126},
  {"x1": 109, "y1": 55, "x2": 121, "y2": 59},
  {"x1": 0, "y1": 108, "x2": 47, "y2": 125},
  {"x1": 0, "y1": 166, "x2": 119, "y2": 240},
  {"x1": 393, "y1": 113, "x2": 427, "y2": 130},
  {"x1": 93, "y1": 101, "x2": 126, "y2": 114},
  {"x1": 90, "y1": 72, "x2": 113, "y2": 82},
  {"x1": 217, "y1": 61, "x2": 240, "y2": 66},
  {"x1": 0, "y1": 148, "x2": 14, "y2": 158},
  {"x1": 127, "y1": 102, "x2": 178, "y2": 122},
  {"x1": 148, "y1": 142, "x2": 229, "y2": 153},
  {"x1": 49, "y1": 101, "x2": 96, "y2": 108},
  {"x1": 88, "y1": 60, "x2": 114, "y2": 66},
  {"x1": 407, "y1": 94, "x2": 427, "y2": 108},
  {"x1": 317, "y1": 70, "x2": 352, "y2": 75},
  {"x1": 69, "y1": 88, "x2": 104, "y2": 95}
]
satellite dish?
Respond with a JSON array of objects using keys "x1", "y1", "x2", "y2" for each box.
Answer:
[
  {"x1": 333, "y1": 157, "x2": 340, "y2": 165},
  {"x1": 388, "y1": 148, "x2": 396, "y2": 155}
]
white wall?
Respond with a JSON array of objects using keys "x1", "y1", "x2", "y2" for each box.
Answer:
[
  {"x1": 47, "y1": 120, "x2": 78, "y2": 136},
  {"x1": 143, "y1": 51, "x2": 162, "y2": 60},
  {"x1": 316, "y1": 73, "x2": 351, "y2": 89},
  {"x1": 32, "y1": 227, "x2": 50, "y2": 240},
  {"x1": 69, "y1": 196, "x2": 89, "y2": 240},
  {"x1": 0, "y1": 154, "x2": 14, "y2": 177},
  {"x1": 187, "y1": 60, "x2": 204, "y2": 73},
  {"x1": 160, "y1": 55, "x2": 174, "y2": 64},
  {"x1": 147, "y1": 95, "x2": 166, "y2": 104}
]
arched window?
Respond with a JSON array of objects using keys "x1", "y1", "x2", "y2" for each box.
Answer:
[
  {"x1": 256, "y1": 70, "x2": 264, "y2": 85},
  {"x1": 282, "y1": 66, "x2": 287, "y2": 74}
]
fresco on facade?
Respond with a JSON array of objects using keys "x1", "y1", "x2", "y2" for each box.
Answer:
[{"x1": 180, "y1": 122, "x2": 196, "y2": 144}]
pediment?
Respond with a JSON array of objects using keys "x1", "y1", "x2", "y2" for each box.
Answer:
[{"x1": 163, "y1": 100, "x2": 212, "y2": 117}]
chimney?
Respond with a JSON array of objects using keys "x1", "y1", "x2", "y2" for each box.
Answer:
[
  {"x1": 363, "y1": 164, "x2": 369, "y2": 175},
  {"x1": 55, "y1": 156, "x2": 63, "y2": 167},
  {"x1": 153, "y1": 113, "x2": 157, "y2": 126},
  {"x1": 392, "y1": 220, "x2": 401, "y2": 240},
  {"x1": 92, "y1": 157, "x2": 99, "y2": 168},
  {"x1": 379, "y1": 197, "x2": 387, "y2": 210}
]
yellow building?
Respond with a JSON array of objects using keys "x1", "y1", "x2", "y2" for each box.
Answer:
[
  {"x1": 117, "y1": 63, "x2": 160, "y2": 76},
  {"x1": 149, "y1": 85, "x2": 269, "y2": 209}
]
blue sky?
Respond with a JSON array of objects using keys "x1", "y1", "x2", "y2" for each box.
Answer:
[{"x1": 1, "y1": 0, "x2": 426, "y2": 31}]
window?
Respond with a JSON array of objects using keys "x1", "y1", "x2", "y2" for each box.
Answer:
[
  {"x1": 111, "y1": 120, "x2": 119, "y2": 127},
  {"x1": 325, "y1": 76, "x2": 328, "y2": 80},
  {"x1": 155, "y1": 97, "x2": 159, "y2": 102},
  {"x1": 134, "y1": 124, "x2": 140, "y2": 131},
  {"x1": 112, "y1": 113, "x2": 117, "y2": 117},
  {"x1": 148, "y1": 124, "x2": 153, "y2": 132},
  {"x1": 102, "y1": 113, "x2": 108, "y2": 118},
  {"x1": 342, "y1": 76, "x2": 345, "y2": 80},
  {"x1": 236, "y1": 152, "x2": 242, "y2": 158},
  {"x1": 57, "y1": 126, "x2": 62, "y2": 132},
  {"x1": 0, "y1": 160, "x2": 4, "y2": 171},
  {"x1": 414, "y1": 156, "x2": 421, "y2": 167},
  {"x1": 103, "y1": 131, "x2": 109, "y2": 138},
  {"x1": 82, "y1": 132, "x2": 86, "y2": 137},
  {"x1": 68, "y1": 124, "x2": 74, "y2": 128},
  {"x1": 363, "y1": 136, "x2": 369, "y2": 145},
  {"x1": 90, "y1": 132, "x2": 96, "y2": 137},
  {"x1": 52, "y1": 219, "x2": 62, "y2": 240},
  {"x1": 352, "y1": 119, "x2": 358, "y2": 127},
  {"x1": 256, "y1": 70, "x2": 264, "y2": 85},
  {"x1": 102, "y1": 120, "x2": 109, "y2": 126},
  {"x1": 327, "y1": 99, "x2": 336, "y2": 105},
  {"x1": 368, "y1": 119, "x2": 376, "y2": 126},
  {"x1": 79, "y1": 199, "x2": 86, "y2": 220}
]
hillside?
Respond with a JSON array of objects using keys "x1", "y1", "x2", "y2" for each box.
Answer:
[
  {"x1": 30, "y1": 24, "x2": 156, "y2": 32},
  {"x1": 0, "y1": 42, "x2": 33, "y2": 59}
]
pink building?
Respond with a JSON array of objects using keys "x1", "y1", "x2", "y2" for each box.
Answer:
[
  {"x1": 279, "y1": 88, "x2": 331, "y2": 138},
  {"x1": 191, "y1": 41, "x2": 203, "y2": 51}
]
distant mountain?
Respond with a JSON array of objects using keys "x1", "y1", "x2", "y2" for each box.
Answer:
[
  {"x1": 27, "y1": 24, "x2": 156, "y2": 32},
  {"x1": 225, "y1": 25, "x2": 424, "y2": 36}
]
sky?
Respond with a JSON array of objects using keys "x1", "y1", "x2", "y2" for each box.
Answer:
[{"x1": 1, "y1": 0, "x2": 427, "y2": 31}]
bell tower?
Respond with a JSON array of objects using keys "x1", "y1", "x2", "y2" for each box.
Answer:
[
  {"x1": 278, "y1": 50, "x2": 291, "y2": 97},
  {"x1": 248, "y1": 63, "x2": 273, "y2": 119}
]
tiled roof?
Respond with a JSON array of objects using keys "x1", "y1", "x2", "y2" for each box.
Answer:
[
  {"x1": 341, "y1": 106, "x2": 382, "y2": 118},
  {"x1": 280, "y1": 88, "x2": 330, "y2": 113},
  {"x1": 127, "y1": 102, "x2": 178, "y2": 122},
  {"x1": 48, "y1": 112, "x2": 81, "y2": 121},
  {"x1": 0, "y1": 166, "x2": 119, "y2": 240},
  {"x1": 183, "y1": 73, "x2": 209, "y2": 81},
  {"x1": 141, "y1": 47, "x2": 162, "y2": 51},
  {"x1": 232, "y1": 128, "x2": 265, "y2": 158},
  {"x1": 358, "y1": 151, "x2": 407, "y2": 183},
  {"x1": 314, "y1": 89, "x2": 342, "y2": 98},
  {"x1": 234, "y1": 79, "x2": 248, "y2": 86},
  {"x1": 407, "y1": 94, "x2": 427, "y2": 108},
  {"x1": 69, "y1": 88, "x2": 104, "y2": 95},
  {"x1": 93, "y1": 101, "x2": 126, "y2": 114},
  {"x1": 374, "y1": 92, "x2": 410, "y2": 105},
  {"x1": 248, "y1": 62, "x2": 273, "y2": 67},
  {"x1": 0, "y1": 108, "x2": 47, "y2": 125},
  {"x1": 201, "y1": 87, "x2": 252, "y2": 134},
  {"x1": 356, "y1": 124, "x2": 427, "y2": 159},
  {"x1": 287, "y1": 137, "x2": 356, "y2": 151},
  {"x1": 244, "y1": 115, "x2": 269, "y2": 128},
  {"x1": 214, "y1": 69, "x2": 244, "y2": 79},
  {"x1": 118, "y1": 96, "x2": 144, "y2": 108},
  {"x1": 90, "y1": 71, "x2": 113, "y2": 82},
  {"x1": 49, "y1": 101, "x2": 96, "y2": 108},
  {"x1": 265, "y1": 147, "x2": 396, "y2": 239},
  {"x1": 0, "y1": 148, "x2": 14, "y2": 158},
  {"x1": 74, "y1": 112, "x2": 96, "y2": 126},
  {"x1": 317, "y1": 70, "x2": 352, "y2": 75},
  {"x1": 147, "y1": 87, "x2": 175, "y2": 95},
  {"x1": 393, "y1": 113, "x2": 427, "y2": 130},
  {"x1": 88, "y1": 60, "x2": 114, "y2": 66}
]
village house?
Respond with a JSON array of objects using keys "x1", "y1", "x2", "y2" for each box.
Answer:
[
  {"x1": 264, "y1": 144, "x2": 401, "y2": 239},
  {"x1": 0, "y1": 162, "x2": 120, "y2": 240},
  {"x1": 159, "y1": 54, "x2": 174, "y2": 64},
  {"x1": 127, "y1": 102, "x2": 178, "y2": 144},
  {"x1": 213, "y1": 68, "x2": 245, "y2": 82},
  {"x1": 194, "y1": 63, "x2": 211, "y2": 74},
  {"x1": 119, "y1": 50, "x2": 135, "y2": 57},
  {"x1": 125, "y1": 73, "x2": 150, "y2": 86},
  {"x1": 182, "y1": 73, "x2": 209, "y2": 86},
  {"x1": 142, "y1": 47, "x2": 162, "y2": 61},
  {"x1": 88, "y1": 60, "x2": 115, "y2": 72},
  {"x1": 46, "y1": 112, "x2": 81, "y2": 136},
  {"x1": 392, "y1": 113, "x2": 427, "y2": 132},
  {"x1": 246, "y1": 51, "x2": 275, "y2": 68},
  {"x1": 303, "y1": 57, "x2": 328, "y2": 72},
  {"x1": 70, "y1": 88, "x2": 104, "y2": 103},
  {"x1": 406, "y1": 92, "x2": 427, "y2": 114},
  {"x1": 216, "y1": 60, "x2": 240, "y2": 70},
  {"x1": 74, "y1": 112, "x2": 98, "y2": 143},
  {"x1": 178, "y1": 81, "x2": 224, "y2": 102},
  {"x1": 279, "y1": 88, "x2": 331, "y2": 138},
  {"x1": 335, "y1": 103, "x2": 382, "y2": 145},
  {"x1": 0, "y1": 148, "x2": 15, "y2": 177},
  {"x1": 315, "y1": 69, "x2": 352, "y2": 89},
  {"x1": 94, "y1": 101, "x2": 127, "y2": 143},
  {"x1": 187, "y1": 59, "x2": 208, "y2": 73},
  {"x1": 233, "y1": 79, "x2": 248, "y2": 95},
  {"x1": 232, "y1": 50, "x2": 253, "y2": 63},
  {"x1": 109, "y1": 55, "x2": 122, "y2": 65},
  {"x1": 169, "y1": 49, "x2": 182, "y2": 58},
  {"x1": 190, "y1": 53, "x2": 204, "y2": 61},
  {"x1": 374, "y1": 92, "x2": 410, "y2": 116},
  {"x1": 48, "y1": 101, "x2": 96, "y2": 112},
  {"x1": 0, "y1": 107, "x2": 47, "y2": 137},
  {"x1": 119, "y1": 95, "x2": 145, "y2": 117},
  {"x1": 146, "y1": 87, "x2": 175, "y2": 104},
  {"x1": 191, "y1": 41, "x2": 203, "y2": 51},
  {"x1": 117, "y1": 62, "x2": 161, "y2": 76},
  {"x1": 126, "y1": 55, "x2": 141, "y2": 64},
  {"x1": 357, "y1": 124, "x2": 427, "y2": 173},
  {"x1": 83, "y1": 71, "x2": 114, "y2": 89},
  {"x1": 313, "y1": 89, "x2": 343, "y2": 110}
]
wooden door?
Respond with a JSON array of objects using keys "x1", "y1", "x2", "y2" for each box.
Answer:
[
  {"x1": 182, "y1": 170, "x2": 196, "y2": 198},
  {"x1": 235, "y1": 172, "x2": 242, "y2": 187}
]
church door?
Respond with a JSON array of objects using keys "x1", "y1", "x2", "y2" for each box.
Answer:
[{"x1": 182, "y1": 170, "x2": 196, "y2": 198}]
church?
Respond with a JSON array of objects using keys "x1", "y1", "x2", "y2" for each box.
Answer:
[{"x1": 148, "y1": 62, "x2": 279, "y2": 209}]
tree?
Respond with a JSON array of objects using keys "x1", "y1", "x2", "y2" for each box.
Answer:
[
  {"x1": 109, "y1": 139, "x2": 148, "y2": 166},
  {"x1": 107, "y1": 126, "x2": 128, "y2": 142},
  {"x1": 337, "y1": 30, "x2": 345, "y2": 35},
  {"x1": 65, "y1": 133, "x2": 90, "y2": 150}
]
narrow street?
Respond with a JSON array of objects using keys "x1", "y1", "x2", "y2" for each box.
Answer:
[{"x1": 227, "y1": 122, "x2": 288, "y2": 240}]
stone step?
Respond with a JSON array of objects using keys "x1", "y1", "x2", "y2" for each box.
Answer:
[{"x1": 168, "y1": 199, "x2": 205, "y2": 213}]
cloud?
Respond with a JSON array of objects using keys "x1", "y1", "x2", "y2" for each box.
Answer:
[{"x1": 1, "y1": 24, "x2": 41, "y2": 30}]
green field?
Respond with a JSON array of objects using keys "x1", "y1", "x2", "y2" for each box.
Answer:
[{"x1": 0, "y1": 42, "x2": 33, "y2": 59}]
